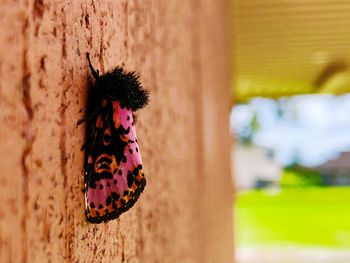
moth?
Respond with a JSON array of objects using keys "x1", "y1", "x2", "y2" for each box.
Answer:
[{"x1": 81, "y1": 53, "x2": 149, "y2": 223}]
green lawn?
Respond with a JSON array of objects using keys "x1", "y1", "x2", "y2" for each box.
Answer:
[{"x1": 235, "y1": 187, "x2": 350, "y2": 248}]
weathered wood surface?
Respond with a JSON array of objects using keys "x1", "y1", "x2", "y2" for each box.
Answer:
[{"x1": 0, "y1": 0, "x2": 233, "y2": 262}]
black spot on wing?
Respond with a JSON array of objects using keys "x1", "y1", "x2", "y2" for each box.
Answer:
[
  {"x1": 106, "y1": 196, "x2": 112, "y2": 206},
  {"x1": 111, "y1": 192, "x2": 120, "y2": 200},
  {"x1": 127, "y1": 172, "x2": 134, "y2": 188}
]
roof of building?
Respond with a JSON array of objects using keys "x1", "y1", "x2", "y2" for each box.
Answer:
[{"x1": 313, "y1": 152, "x2": 350, "y2": 170}]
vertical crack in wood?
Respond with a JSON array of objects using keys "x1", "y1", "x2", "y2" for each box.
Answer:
[
  {"x1": 98, "y1": 20, "x2": 105, "y2": 74},
  {"x1": 21, "y1": 16, "x2": 33, "y2": 263},
  {"x1": 123, "y1": 0, "x2": 128, "y2": 61},
  {"x1": 59, "y1": 5, "x2": 70, "y2": 262},
  {"x1": 60, "y1": 85, "x2": 68, "y2": 261}
]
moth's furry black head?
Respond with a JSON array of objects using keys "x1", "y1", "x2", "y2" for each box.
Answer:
[
  {"x1": 94, "y1": 67, "x2": 149, "y2": 111},
  {"x1": 86, "y1": 53, "x2": 149, "y2": 112}
]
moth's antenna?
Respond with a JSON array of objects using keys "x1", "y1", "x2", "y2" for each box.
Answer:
[{"x1": 86, "y1": 53, "x2": 100, "y2": 80}]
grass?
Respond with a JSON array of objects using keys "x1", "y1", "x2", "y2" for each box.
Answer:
[{"x1": 235, "y1": 187, "x2": 350, "y2": 248}]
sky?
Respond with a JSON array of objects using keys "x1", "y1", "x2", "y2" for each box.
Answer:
[{"x1": 230, "y1": 94, "x2": 350, "y2": 167}]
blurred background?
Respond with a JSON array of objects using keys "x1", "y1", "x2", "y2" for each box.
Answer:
[{"x1": 230, "y1": 1, "x2": 350, "y2": 262}]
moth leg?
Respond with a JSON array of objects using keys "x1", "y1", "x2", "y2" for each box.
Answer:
[
  {"x1": 77, "y1": 115, "x2": 94, "y2": 126},
  {"x1": 86, "y1": 52, "x2": 100, "y2": 80},
  {"x1": 77, "y1": 103, "x2": 102, "y2": 126},
  {"x1": 80, "y1": 141, "x2": 93, "y2": 151},
  {"x1": 77, "y1": 117, "x2": 87, "y2": 126},
  {"x1": 80, "y1": 124, "x2": 95, "y2": 151},
  {"x1": 80, "y1": 143, "x2": 86, "y2": 151}
]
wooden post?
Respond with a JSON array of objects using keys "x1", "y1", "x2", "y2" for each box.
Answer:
[{"x1": 0, "y1": 0, "x2": 233, "y2": 262}]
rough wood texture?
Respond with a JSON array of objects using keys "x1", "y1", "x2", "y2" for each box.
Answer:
[{"x1": 0, "y1": 0, "x2": 233, "y2": 262}]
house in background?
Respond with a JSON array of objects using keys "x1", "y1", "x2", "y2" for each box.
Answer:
[
  {"x1": 312, "y1": 152, "x2": 350, "y2": 186},
  {"x1": 232, "y1": 143, "x2": 282, "y2": 190}
]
